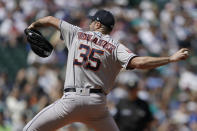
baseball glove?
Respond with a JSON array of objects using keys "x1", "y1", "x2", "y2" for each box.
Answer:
[{"x1": 24, "y1": 28, "x2": 53, "y2": 57}]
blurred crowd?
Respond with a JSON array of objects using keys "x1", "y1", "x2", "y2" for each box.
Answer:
[{"x1": 0, "y1": 0, "x2": 197, "y2": 131}]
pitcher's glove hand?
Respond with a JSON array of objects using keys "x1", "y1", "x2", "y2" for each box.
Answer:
[{"x1": 24, "y1": 28, "x2": 53, "y2": 57}]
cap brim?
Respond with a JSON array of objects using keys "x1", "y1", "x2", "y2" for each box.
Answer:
[{"x1": 88, "y1": 15, "x2": 95, "y2": 20}]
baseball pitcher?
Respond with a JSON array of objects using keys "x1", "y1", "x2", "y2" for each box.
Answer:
[{"x1": 23, "y1": 10, "x2": 189, "y2": 131}]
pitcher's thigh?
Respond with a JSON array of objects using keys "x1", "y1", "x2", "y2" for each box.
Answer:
[
  {"x1": 87, "y1": 114, "x2": 119, "y2": 131},
  {"x1": 23, "y1": 99, "x2": 70, "y2": 131}
]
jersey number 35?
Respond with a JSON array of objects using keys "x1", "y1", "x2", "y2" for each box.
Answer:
[{"x1": 74, "y1": 44, "x2": 104, "y2": 71}]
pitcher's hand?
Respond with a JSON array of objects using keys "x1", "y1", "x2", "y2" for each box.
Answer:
[{"x1": 169, "y1": 48, "x2": 189, "y2": 62}]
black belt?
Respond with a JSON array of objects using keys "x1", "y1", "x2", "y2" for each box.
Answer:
[{"x1": 64, "y1": 88, "x2": 103, "y2": 93}]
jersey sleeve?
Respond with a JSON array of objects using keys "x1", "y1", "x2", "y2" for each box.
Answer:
[
  {"x1": 116, "y1": 44, "x2": 137, "y2": 69},
  {"x1": 59, "y1": 20, "x2": 81, "y2": 49}
]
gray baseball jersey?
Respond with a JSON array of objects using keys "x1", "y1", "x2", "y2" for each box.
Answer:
[
  {"x1": 23, "y1": 20, "x2": 137, "y2": 131},
  {"x1": 60, "y1": 20, "x2": 137, "y2": 94}
]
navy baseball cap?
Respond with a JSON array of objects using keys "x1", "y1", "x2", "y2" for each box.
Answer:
[{"x1": 89, "y1": 10, "x2": 115, "y2": 30}]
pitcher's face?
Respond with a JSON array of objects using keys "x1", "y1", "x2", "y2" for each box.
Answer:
[
  {"x1": 89, "y1": 21, "x2": 101, "y2": 31},
  {"x1": 89, "y1": 20, "x2": 96, "y2": 31}
]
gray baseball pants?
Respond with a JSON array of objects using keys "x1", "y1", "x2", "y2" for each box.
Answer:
[{"x1": 23, "y1": 91, "x2": 119, "y2": 131}]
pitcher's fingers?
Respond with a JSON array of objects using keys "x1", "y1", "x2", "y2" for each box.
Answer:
[
  {"x1": 181, "y1": 48, "x2": 189, "y2": 52},
  {"x1": 182, "y1": 51, "x2": 189, "y2": 55}
]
